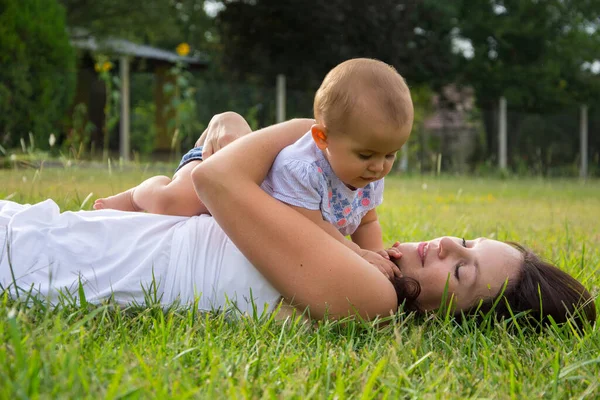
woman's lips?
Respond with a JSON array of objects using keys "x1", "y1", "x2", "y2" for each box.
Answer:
[{"x1": 417, "y1": 242, "x2": 427, "y2": 266}]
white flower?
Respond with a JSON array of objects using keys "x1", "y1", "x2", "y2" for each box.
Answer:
[{"x1": 49, "y1": 133, "x2": 56, "y2": 147}]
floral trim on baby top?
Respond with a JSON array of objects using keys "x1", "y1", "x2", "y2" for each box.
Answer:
[{"x1": 324, "y1": 180, "x2": 382, "y2": 236}]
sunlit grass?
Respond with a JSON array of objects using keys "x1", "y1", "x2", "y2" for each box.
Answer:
[{"x1": 1, "y1": 166, "x2": 599, "y2": 398}]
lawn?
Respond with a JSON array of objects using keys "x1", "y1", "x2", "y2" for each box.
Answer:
[{"x1": 1, "y1": 166, "x2": 599, "y2": 399}]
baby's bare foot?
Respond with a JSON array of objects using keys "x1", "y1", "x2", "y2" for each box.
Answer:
[{"x1": 94, "y1": 189, "x2": 140, "y2": 212}]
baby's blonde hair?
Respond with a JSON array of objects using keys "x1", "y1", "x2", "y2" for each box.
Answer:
[{"x1": 313, "y1": 58, "x2": 413, "y2": 133}]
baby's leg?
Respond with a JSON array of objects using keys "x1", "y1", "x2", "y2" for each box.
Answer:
[
  {"x1": 93, "y1": 188, "x2": 140, "y2": 211},
  {"x1": 133, "y1": 160, "x2": 207, "y2": 216},
  {"x1": 94, "y1": 161, "x2": 208, "y2": 216}
]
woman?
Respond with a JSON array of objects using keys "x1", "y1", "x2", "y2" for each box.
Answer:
[{"x1": 0, "y1": 113, "x2": 595, "y2": 327}]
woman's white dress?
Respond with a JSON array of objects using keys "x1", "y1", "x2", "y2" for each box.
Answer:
[{"x1": 0, "y1": 200, "x2": 281, "y2": 316}]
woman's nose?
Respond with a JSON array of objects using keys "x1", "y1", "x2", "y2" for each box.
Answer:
[{"x1": 438, "y1": 237, "x2": 461, "y2": 259}]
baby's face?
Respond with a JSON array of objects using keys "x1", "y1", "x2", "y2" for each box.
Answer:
[{"x1": 323, "y1": 108, "x2": 411, "y2": 189}]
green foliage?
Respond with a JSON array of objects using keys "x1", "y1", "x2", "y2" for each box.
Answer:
[
  {"x1": 454, "y1": 0, "x2": 600, "y2": 165},
  {"x1": 214, "y1": 0, "x2": 459, "y2": 90},
  {"x1": 130, "y1": 101, "x2": 157, "y2": 156},
  {"x1": 0, "y1": 0, "x2": 76, "y2": 148},
  {"x1": 212, "y1": 0, "x2": 600, "y2": 171},
  {"x1": 62, "y1": 102, "x2": 95, "y2": 158},
  {"x1": 60, "y1": 0, "x2": 175, "y2": 43},
  {"x1": 456, "y1": 0, "x2": 600, "y2": 111},
  {"x1": 60, "y1": 0, "x2": 213, "y2": 54},
  {"x1": 93, "y1": 55, "x2": 121, "y2": 161},
  {"x1": 164, "y1": 62, "x2": 204, "y2": 153}
]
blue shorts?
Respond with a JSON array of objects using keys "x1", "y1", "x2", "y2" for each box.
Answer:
[{"x1": 175, "y1": 146, "x2": 204, "y2": 173}]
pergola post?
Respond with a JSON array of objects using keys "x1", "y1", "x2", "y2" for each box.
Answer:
[{"x1": 119, "y1": 55, "x2": 130, "y2": 161}]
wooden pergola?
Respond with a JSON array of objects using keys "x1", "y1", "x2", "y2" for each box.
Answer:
[{"x1": 71, "y1": 35, "x2": 208, "y2": 160}]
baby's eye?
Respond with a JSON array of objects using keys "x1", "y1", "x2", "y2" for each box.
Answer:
[
  {"x1": 386, "y1": 152, "x2": 397, "y2": 160},
  {"x1": 358, "y1": 154, "x2": 372, "y2": 160}
]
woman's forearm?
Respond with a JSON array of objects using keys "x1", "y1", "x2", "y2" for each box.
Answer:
[{"x1": 195, "y1": 118, "x2": 314, "y2": 186}]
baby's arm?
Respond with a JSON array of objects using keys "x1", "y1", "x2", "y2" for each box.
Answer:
[
  {"x1": 287, "y1": 205, "x2": 399, "y2": 279},
  {"x1": 350, "y1": 209, "x2": 385, "y2": 252},
  {"x1": 288, "y1": 205, "x2": 361, "y2": 252}
]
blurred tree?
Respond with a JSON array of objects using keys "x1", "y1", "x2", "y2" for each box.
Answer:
[
  {"x1": 60, "y1": 0, "x2": 214, "y2": 54},
  {"x1": 214, "y1": 0, "x2": 460, "y2": 91},
  {"x1": 0, "y1": 0, "x2": 76, "y2": 148},
  {"x1": 455, "y1": 0, "x2": 600, "y2": 159},
  {"x1": 61, "y1": 0, "x2": 175, "y2": 42}
]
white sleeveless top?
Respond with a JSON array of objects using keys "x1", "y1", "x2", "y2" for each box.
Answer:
[{"x1": 0, "y1": 200, "x2": 281, "y2": 316}]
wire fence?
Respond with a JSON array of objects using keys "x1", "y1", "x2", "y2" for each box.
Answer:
[{"x1": 413, "y1": 105, "x2": 599, "y2": 177}]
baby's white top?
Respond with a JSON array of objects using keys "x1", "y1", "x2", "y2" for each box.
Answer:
[
  {"x1": 0, "y1": 200, "x2": 281, "y2": 316},
  {"x1": 261, "y1": 132, "x2": 384, "y2": 236}
]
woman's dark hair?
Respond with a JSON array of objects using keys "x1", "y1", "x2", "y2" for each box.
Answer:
[
  {"x1": 391, "y1": 276, "x2": 422, "y2": 313},
  {"x1": 391, "y1": 242, "x2": 597, "y2": 330}
]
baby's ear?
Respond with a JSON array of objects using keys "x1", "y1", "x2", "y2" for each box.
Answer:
[{"x1": 311, "y1": 124, "x2": 328, "y2": 150}]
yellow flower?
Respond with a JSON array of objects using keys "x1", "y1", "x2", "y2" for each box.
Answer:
[
  {"x1": 102, "y1": 61, "x2": 113, "y2": 72},
  {"x1": 94, "y1": 63, "x2": 102, "y2": 72},
  {"x1": 176, "y1": 42, "x2": 190, "y2": 57}
]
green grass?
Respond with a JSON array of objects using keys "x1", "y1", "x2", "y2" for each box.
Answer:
[{"x1": 1, "y1": 166, "x2": 599, "y2": 399}]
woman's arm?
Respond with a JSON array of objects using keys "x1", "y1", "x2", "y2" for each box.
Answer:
[
  {"x1": 288, "y1": 205, "x2": 400, "y2": 280},
  {"x1": 191, "y1": 117, "x2": 398, "y2": 320}
]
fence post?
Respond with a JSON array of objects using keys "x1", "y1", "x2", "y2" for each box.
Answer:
[
  {"x1": 580, "y1": 104, "x2": 588, "y2": 179},
  {"x1": 397, "y1": 145, "x2": 408, "y2": 172},
  {"x1": 498, "y1": 96, "x2": 507, "y2": 170},
  {"x1": 276, "y1": 74, "x2": 286, "y2": 123},
  {"x1": 119, "y1": 55, "x2": 130, "y2": 161}
]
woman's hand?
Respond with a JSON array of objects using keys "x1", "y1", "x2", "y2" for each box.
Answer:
[
  {"x1": 195, "y1": 112, "x2": 253, "y2": 159},
  {"x1": 359, "y1": 249, "x2": 402, "y2": 280}
]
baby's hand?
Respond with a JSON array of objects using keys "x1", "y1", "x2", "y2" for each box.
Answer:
[
  {"x1": 384, "y1": 241, "x2": 403, "y2": 260},
  {"x1": 359, "y1": 249, "x2": 402, "y2": 281}
]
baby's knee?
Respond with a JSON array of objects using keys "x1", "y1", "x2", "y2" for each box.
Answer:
[
  {"x1": 212, "y1": 111, "x2": 251, "y2": 131},
  {"x1": 214, "y1": 111, "x2": 244, "y2": 121}
]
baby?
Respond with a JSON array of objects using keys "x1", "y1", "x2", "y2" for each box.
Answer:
[
  {"x1": 95, "y1": 58, "x2": 413, "y2": 277},
  {"x1": 261, "y1": 58, "x2": 413, "y2": 272}
]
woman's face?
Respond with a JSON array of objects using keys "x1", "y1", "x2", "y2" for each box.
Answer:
[{"x1": 394, "y1": 237, "x2": 523, "y2": 311}]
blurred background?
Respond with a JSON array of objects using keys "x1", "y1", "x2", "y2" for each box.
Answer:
[{"x1": 1, "y1": 0, "x2": 599, "y2": 176}]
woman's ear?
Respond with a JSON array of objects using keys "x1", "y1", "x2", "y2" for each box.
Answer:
[{"x1": 311, "y1": 124, "x2": 329, "y2": 150}]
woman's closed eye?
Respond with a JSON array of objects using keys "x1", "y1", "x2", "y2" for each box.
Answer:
[{"x1": 454, "y1": 238, "x2": 468, "y2": 280}]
